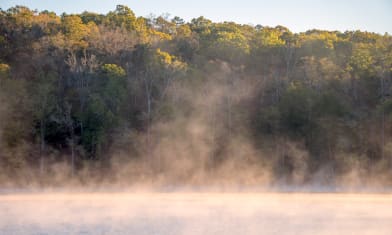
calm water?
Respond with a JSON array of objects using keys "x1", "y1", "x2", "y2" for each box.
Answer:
[{"x1": 1, "y1": 192, "x2": 391, "y2": 235}]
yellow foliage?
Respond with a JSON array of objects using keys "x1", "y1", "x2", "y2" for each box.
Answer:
[
  {"x1": 254, "y1": 28, "x2": 285, "y2": 47},
  {"x1": 156, "y1": 49, "x2": 173, "y2": 65},
  {"x1": 349, "y1": 43, "x2": 374, "y2": 72},
  {"x1": 216, "y1": 31, "x2": 250, "y2": 54},
  {"x1": 34, "y1": 12, "x2": 61, "y2": 26},
  {"x1": 134, "y1": 17, "x2": 150, "y2": 43},
  {"x1": 150, "y1": 30, "x2": 172, "y2": 41},
  {"x1": 155, "y1": 49, "x2": 187, "y2": 71},
  {"x1": 102, "y1": 64, "x2": 126, "y2": 78},
  {"x1": 62, "y1": 15, "x2": 90, "y2": 48},
  {"x1": 176, "y1": 25, "x2": 192, "y2": 37},
  {"x1": 0, "y1": 63, "x2": 10, "y2": 79},
  {"x1": 299, "y1": 31, "x2": 339, "y2": 49}
]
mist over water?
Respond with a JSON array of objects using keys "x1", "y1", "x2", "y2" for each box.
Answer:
[
  {"x1": 1, "y1": 5, "x2": 392, "y2": 235},
  {"x1": 1, "y1": 60, "x2": 389, "y2": 190},
  {"x1": 1, "y1": 53, "x2": 391, "y2": 235},
  {"x1": 1, "y1": 193, "x2": 391, "y2": 235}
]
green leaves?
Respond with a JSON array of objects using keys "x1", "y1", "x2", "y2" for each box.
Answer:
[
  {"x1": 1, "y1": 4, "x2": 392, "y2": 180},
  {"x1": 101, "y1": 64, "x2": 126, "y2": 79},
  {"x1": 254, "y1": 27, "x2": 285, "y2": 48},
  {"x1": 278, "y1": 86, "x2": 316, "y2": 136},
  {"x1": 105, "y1": 5, "x2": 136, "y2": 31}
]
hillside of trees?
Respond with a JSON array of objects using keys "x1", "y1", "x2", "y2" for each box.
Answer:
[{"x1": 0, "y1": 5, "x2": 391, "y2": 187}]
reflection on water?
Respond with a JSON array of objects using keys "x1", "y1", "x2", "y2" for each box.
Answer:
[{"x1": 1, "y1": 193, "x2": 391, "y2": 235}]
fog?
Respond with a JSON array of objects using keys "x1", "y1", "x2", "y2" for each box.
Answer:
[
  {"x1": 1, "y1": 192, "x2": 391, "y2": 235},
  {"x1": 1, "y1": 60, "x2": 390, "y2": 191},
  {"x1": 2, "y1": 6, "x2": 392, "y2": 235},
  {"x1": 1, "y1": 65, "x2": 390, "y2": 235}
]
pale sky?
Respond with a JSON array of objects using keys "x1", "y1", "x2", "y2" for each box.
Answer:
[{"x1": 1, "y1": 0, "x2": 391, "y2": 34}]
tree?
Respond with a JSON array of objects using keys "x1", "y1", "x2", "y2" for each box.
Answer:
[
  {"x1": 132, "y1": 46, "x2": 187, "y2": 165},
  {"x1": 1, "y1": 4, "x2": 392, "y2": 184},
  {"x1": 80, "y1": 63, "x2": 126, "y2": 159},
  {"x1": 30, "y1": 72, "x2": 56, "y2": 174},
  {"x1": 373, "y1": 36, "x2": 392, "y2": 163},
  {"x1": 62, "y1": 15, "x2": 90, "y2": 48},
  {"x1": 104, "y1": 5, "x2": 136, "y2": 31}
]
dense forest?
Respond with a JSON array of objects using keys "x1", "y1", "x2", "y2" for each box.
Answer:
[{"x1": 0, "y1": 5, "x2": 391, "y2": 187}]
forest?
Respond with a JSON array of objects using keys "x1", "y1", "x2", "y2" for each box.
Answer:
[{"x1": 0, "y1": 5, "x2": 391, "y2": 187}]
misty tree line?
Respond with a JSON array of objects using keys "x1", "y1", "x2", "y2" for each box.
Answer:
[{"x1": 0, "y1": 5, "x2": 392, "y2": 184}]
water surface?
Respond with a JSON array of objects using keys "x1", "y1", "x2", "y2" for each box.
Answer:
[{"x1": 1, "y1": 192, "x2": 391, "y2": 234}]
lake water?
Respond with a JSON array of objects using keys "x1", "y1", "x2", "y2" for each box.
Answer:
[{"x1": 1, "y1": 192, "x2": 391, "y2": 235}]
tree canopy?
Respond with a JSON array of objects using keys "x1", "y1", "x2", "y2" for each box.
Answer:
[{"x1": 0, "y1": 5, "x2": 391, "y2": 186}]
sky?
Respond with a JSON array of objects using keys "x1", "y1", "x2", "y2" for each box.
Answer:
[{"x1": 1, "y1": 0, "x2": 391, "y2": 34}]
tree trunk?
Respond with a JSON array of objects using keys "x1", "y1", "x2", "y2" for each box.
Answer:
[
  {"x1": 380, "y1": 74, "x2": 385, "y2": 164},
  {"x1": 40, "y1": 119, "x2": 45, "y2": 175},
  {"x1": 143, "y1": 76, "x2": 152, "y2": 167},
  {"x1": 70, "y1": 127, "x2": 75, "y2": 178}
]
